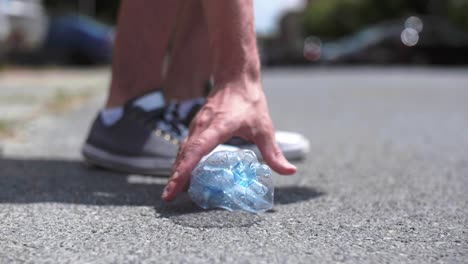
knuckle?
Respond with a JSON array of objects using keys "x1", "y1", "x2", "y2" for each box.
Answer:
[
  {"x1": 212, "y1": 122, "x2": 230, "y2": 134},
  {"x1": 190, "y1": 119, "x2": 205, "y2": 131},
  {"x1": 263, "y1": 147, "x2": 282, "y2": 161},
  {"x1": 184, "y1": 138, "x2": 206, "y2": 156},
  {"x1": 254, "y1": 126, "x2": 271, "y2": 140},
  {"x1": 197, "y1": 115, "x2": 210, "y2": 125},
  {"x1": 272, "y1": 147, "x2": 282, "y2": 157},
  {"x1": 198, "y1": 107, "x2": 214, "y2": 122}
]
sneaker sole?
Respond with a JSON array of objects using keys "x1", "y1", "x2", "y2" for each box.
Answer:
[
  {"x1": 82, "y1": 143, "x2": 174, "y2": 176},
  {"x1": 249, "y1": 144, "x2": 309, "y2": 161}
]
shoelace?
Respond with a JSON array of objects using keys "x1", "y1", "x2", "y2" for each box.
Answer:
[
  {"x1": 140, "y1": 103, "x2": 187, "y2": 141},
  {"x1": 176, "y1": 97, "x2": 206, "y2": 126}
]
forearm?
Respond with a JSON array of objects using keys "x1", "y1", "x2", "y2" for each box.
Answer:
[{"x1": 201, "y1": 0, "x2": 261, "y2": 89}]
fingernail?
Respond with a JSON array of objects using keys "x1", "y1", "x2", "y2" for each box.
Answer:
[
  {"x1": 161, "y1": 182, "x2": 174, "y2": 199},
  {"x1": 288, "y1": 161, "x2": 296, "y2": 169},
  {"x1": 285, "y1": 159, "x2": 296, "y2": 169},
  {"x1": 289, "y1": 164, "x2": 297, "y2": 173}
]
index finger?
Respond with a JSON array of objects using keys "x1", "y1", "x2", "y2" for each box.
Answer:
[{"x1": 161, "y1": 128, "x2": 231, "y2": 201}]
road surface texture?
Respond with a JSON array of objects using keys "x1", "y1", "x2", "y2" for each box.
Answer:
[{"x1": 1, "y1": 67, "x2": 467, "y2": 263}]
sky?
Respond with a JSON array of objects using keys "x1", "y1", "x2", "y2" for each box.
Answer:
[{"x1": 254, "y1": 0, "x2": 305, "y2": 35}]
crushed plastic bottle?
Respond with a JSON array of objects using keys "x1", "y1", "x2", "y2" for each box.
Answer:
[{"x1": 188, "y1": 150, "x2": 274, "y2": 213}]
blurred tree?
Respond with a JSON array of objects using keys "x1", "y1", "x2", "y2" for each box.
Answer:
[
  {"x1": 447, "y1": 0, "x2": 468, "y2": 30},
  {"x1": 302, "y1": 0, "x2": 364, "y2": 39}
]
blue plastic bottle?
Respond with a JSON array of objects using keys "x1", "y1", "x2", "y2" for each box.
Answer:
[{"x1": 188, "y1": 150, "x2": 274, "y2": 213}]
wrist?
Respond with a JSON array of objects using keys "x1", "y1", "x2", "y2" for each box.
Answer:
[
  {"x1": 213, "y1": 60, "x2": 261, "y2": 88},
  {"x1": 210, "y1": 75, "x2": 264, "y2": 106}
]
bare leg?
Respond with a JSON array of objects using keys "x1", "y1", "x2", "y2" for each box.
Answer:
[
  {"x1": 164, "y1": 0, "x2": 212, "y2": 101},
  {"x1": 106, "y1": 0, "x2": 181, "y2": 108}
]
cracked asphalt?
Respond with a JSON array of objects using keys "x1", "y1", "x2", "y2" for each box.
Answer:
[{"x1": 0, "y1": 67, "x2": 467, "y2": 263}]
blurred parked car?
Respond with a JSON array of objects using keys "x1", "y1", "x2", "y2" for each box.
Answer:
[
  {"x1": 1, "y1": 0, "x2": 113, "y2": 65},
  {"x1": 264, "y1": 15, "x2": 468, "y2": 66},
  {"x1": 319, "y1": 16, "x2": 468, "y2": 65}
]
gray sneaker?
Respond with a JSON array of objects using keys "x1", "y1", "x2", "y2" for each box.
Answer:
[{"x1": 82, "y1": 100, "x2": 185, "y2": 176}]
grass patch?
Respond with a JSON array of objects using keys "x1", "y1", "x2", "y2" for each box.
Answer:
[
  {"x1": 0, "y1": 119, "x2": 16, "y2": 139},
  {"x1": 45, "y1": 89, "x2": 94, "y2": 113}
]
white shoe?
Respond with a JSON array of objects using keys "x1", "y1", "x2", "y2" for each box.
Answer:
[
  {"x1": 243, "y1": 131, "x2": 309, "y2": 161},
  {"x1": 271, "y1": 131, "x2": 310, "y2": 160},
  {"x1": 222, "y1": 131, "x2": 309, "y2": 161}
]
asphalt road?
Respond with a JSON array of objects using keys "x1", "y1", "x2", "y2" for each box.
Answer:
[{"x1": 1, "y1": 68, "x2": 467, "y2": 263}]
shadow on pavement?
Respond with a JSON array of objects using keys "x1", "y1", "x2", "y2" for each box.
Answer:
[
  {"x1": 0, "y1": 157, "x2": 166, "y2": 206},
  {"x1": 0, "y1": 157, "x2": 324, "y2": 228},
  {"x1": 159, "y1": 186, "x2": 325, "y2": 228},
  {"x1": 274, "y1": 186, "x2": 324, "y2": 205}
]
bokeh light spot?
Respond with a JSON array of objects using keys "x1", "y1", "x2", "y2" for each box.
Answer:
[
  {"x1": 303, "y1": 36, "x2": 322, "y2": 61},
  {"x1": 401, "y1": 28, "x2": 419, "y2": 47},
  {"x1": 405, "y1": 16, "x2": 424, "y2": 33}
]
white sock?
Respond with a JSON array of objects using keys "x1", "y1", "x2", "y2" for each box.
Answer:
[
  {"x1": 133, "y1": 91, "x2": 165, "y2": 111},
  {"x1": 100, "y1": 91, "x2": 165, "y2": 126},
  {"x1": 100, "y1": 106, "x2": 124, "y2": 126}
]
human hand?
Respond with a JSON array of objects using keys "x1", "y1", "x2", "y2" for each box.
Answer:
[{"x1": 161, "y1": 81, "x2": 296, "y2": 201}]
